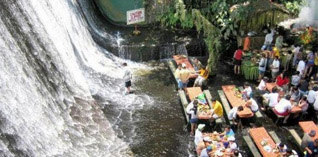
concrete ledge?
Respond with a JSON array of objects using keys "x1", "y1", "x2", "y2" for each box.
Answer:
[
  {"x1": 243, "y1": 135, "x2": 262, "y2": 157},
  {"x1": 269, "y1": 131, "x2": 281, "y2": 144},
  {"x1": 288, "y1": 129, "x2": 302, "y2": 147},
  {"x1": 217, "y1": 90, "x2": 233, "y2": 125},
  {"x1": 178, "y1": 90, "x2": 189, "y2": 123},
  {"x1": 167, "y1": 60, "x2": 178, "y2": 84}
]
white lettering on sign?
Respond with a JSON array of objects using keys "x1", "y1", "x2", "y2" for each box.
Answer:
[{"x1": 127, "y1": 8, "x2": 145, "y2": 25}]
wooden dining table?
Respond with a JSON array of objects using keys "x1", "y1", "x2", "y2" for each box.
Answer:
[
  {"x1": 299, "y1": 121, "x2": 318, "y2": 140},
  {"x1": 249, "y1": 127, "x2": 279, "y2": 157},
  {"x1": 186, "y1": 87, "x2": 203, "y2": 101},
  {"x1": 222, "y1": 85, "x2": 254, "y2": 118},
  {"x1": 173, "y1": 55, "x2": 197, "y2": 78},
  {"x1": 265, "y1": 83, "x2": 301, "y2": 113}
]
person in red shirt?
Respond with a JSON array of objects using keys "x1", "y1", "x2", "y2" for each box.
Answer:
[
  {"x1": 233, "y1": 46, "x2": 244, "y2": 74},
  {"x1": 276, "y1": 72, "x2": 289, "y2": 92}
]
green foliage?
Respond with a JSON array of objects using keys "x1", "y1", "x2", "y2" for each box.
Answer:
[{"x1": 283, "y1": 0, "x2": 304, "y2": 16}]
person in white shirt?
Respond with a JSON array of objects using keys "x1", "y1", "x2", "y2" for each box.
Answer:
[
  {"x1": 123, "y1": 63, "x2": 132, "y2": 94},
  {"x1": 262, "y1": 86, "x2": 279, "y2": 110},
  {"x1": 194, "y1": 124, "x2": 205, "y2": 146},
  {"x1": 307, "y1": 86, "x2": 318, "y2": 105},
  {"x1": 271, "y1": 56, "x2": 280, "y2": 80},
  {"x1": 186, "y1": 100, "x2": 198, "y2": 136},
  {"x1": 228, "y1": 106, "x2": 244, "y2": 126},
  {"x1": 273, "y1": 95, "x2": 292, "y2": 124},
  {"x1": 297, "y1": 58, "x2": 306, "y2": 76},
  {"x1": 258, "y1": 77, "x2": 268, "y2": 94},
  {"x1": 245, "y1": 97, "x2": 259, "y2": 113},
  {"x1": 242, "y1": 83, "x2": 252, "y2": 100},
  {"x1": 228, "y1": 136, "x2": 238, "y2": 152},
  {"x1": 262, "y1": 29, "x2": 274, "y2": 51},
  {"x1": 291, "y1": 71, "x2": 301, "y2": 87}
]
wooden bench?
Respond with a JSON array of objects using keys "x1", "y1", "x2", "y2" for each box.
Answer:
[
  {"x1": 167, "y1": 60, "x2": 178, "y2": 84},
  {"x1": 178, "y1": 90, "x2": 189, "y2": 123},
  {"x1": 217, "y1": 90, "x2": 233, "y2": 125},
  {"x1": 288, "y1": 129, "x2": 302, "y2": 148},
  {"x1": 268, "y1": 131, "x2": 281, "y2": 144},
  {"x1": 243, "y1": 135, "x2": 262, "y2": 157},
  {"x1": 238, "y1": 86, "x2": 263, "y2": 119}
]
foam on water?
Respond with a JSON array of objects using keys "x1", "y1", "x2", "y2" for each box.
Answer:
[{"x1": 0, "y1": 0, "x2": 153, "y2": 156}]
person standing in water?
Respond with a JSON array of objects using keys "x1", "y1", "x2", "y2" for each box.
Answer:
[{"x1": 123, "y1": 63, "x2": 132, "y2": 94}]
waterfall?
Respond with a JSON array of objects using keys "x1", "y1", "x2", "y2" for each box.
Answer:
[
  {"x1": 0, "y1": 0, "x2": 153, "y2": 156},
  {"x1": 298, "y1": 0, "x2": 318, "y2": 27}
]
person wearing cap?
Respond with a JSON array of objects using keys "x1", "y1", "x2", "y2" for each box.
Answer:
[
  {"x1": 122, "y1": 63, "x2": 132, "y2": 94},
  {"x1": 209, "y1": 98, "x2": 223, "y2": 124},
  {"x1": 186, "y1": 100, "x2": 198, "y2": 136},
  {"x1": 305, "y1": 139, "x2": 318, "y2": 157},
  {"x1": 195, "y1": 124, "x2": 205, "y2": 146},
  {"x1": 233, "y1": 46, "x2": 244, "y2": 75},
  {"x1": 178, "y1": 63, "x2": 191, "y2": 90},
  {"x1": 227, "y1": 136, "x2": 238, "y2": 152},
  {"x1": 196, "y1": 136, "x2": 212, "y2": 155},
  {"x1": 193, "y1": 66, "x2": 209, "y2": 87},
  {"x1": 301, "y1": 130, "x2": 316, "y2": 149},
  {"x1": 200, "y1": 145, "x2": 212, "y2": 157}
]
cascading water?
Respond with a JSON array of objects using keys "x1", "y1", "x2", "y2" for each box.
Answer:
[
  {"x1": 0, "y1": 0, "x2": 155, "y2": 156},
  {"x1": 298, "y1": 0, "x2": 318, "y2": 27},
  {"x1": 0, "y1": 0, "x2": 189, "y2": 156}
]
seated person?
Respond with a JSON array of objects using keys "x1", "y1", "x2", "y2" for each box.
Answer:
[
  {"x1": 193, "y1": 66, "x2": 209, "y2": 87},
  {"x1": 276, "y1": 143, "x2": 288, "y2": 154},
  {"x1": 305, "y1": 139, "x2": 318, "y2": 157},
  {"x1": 273, "y1": 95, "x2": 292, "y2": 124},
  {"x1": 262, "y1": 86, "x2": 279, "y2": 110},
  {"x1": 285, "y1": 149, "x2": 299, "y2": 157},
  {"x1": 291, "y1": 71, "x2": 301, "y2": 87},
  {"x1": 232, "y1": 150, "x2": 243, "y2": 157},
  {"x1": 245, "y1": 97, "x2": 259, "y2": 113},
  {"x1": 242, "y1": 83, "x2": 252, "y2": 100},
  {"x1": 228, "y1": 106, "x2": 244, "y2": 125},
  {"x1": 257, "y1": 77, "x2": 269, "y2": 94},
  {"x1": 196, "y1": 137, "x2": 212, "y2": 155},
  {"x1": 194, "y1": 124, "x2": 205, "y2": 146},
  {"x1": 200, "y1": 145, "x2": 212, "y2": 157},
  {"x1": 220, "y1": 125, "x2": 235, "y2": 137},
  {"x1": 210, "y1": 98, "x2": 223, "y2": 123},
  {"x1": 227, "y1": 136, "x2": 238, "y2": 152},
  {"x1": 276, "y1": 72, "x2": 289, "y2": 92},
  {"x1": 289, "y1": 87, "x2": 301, "y2": 104},
  {"x1": 301, "y1": 130, "x2": 316, "y2": 150}
]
